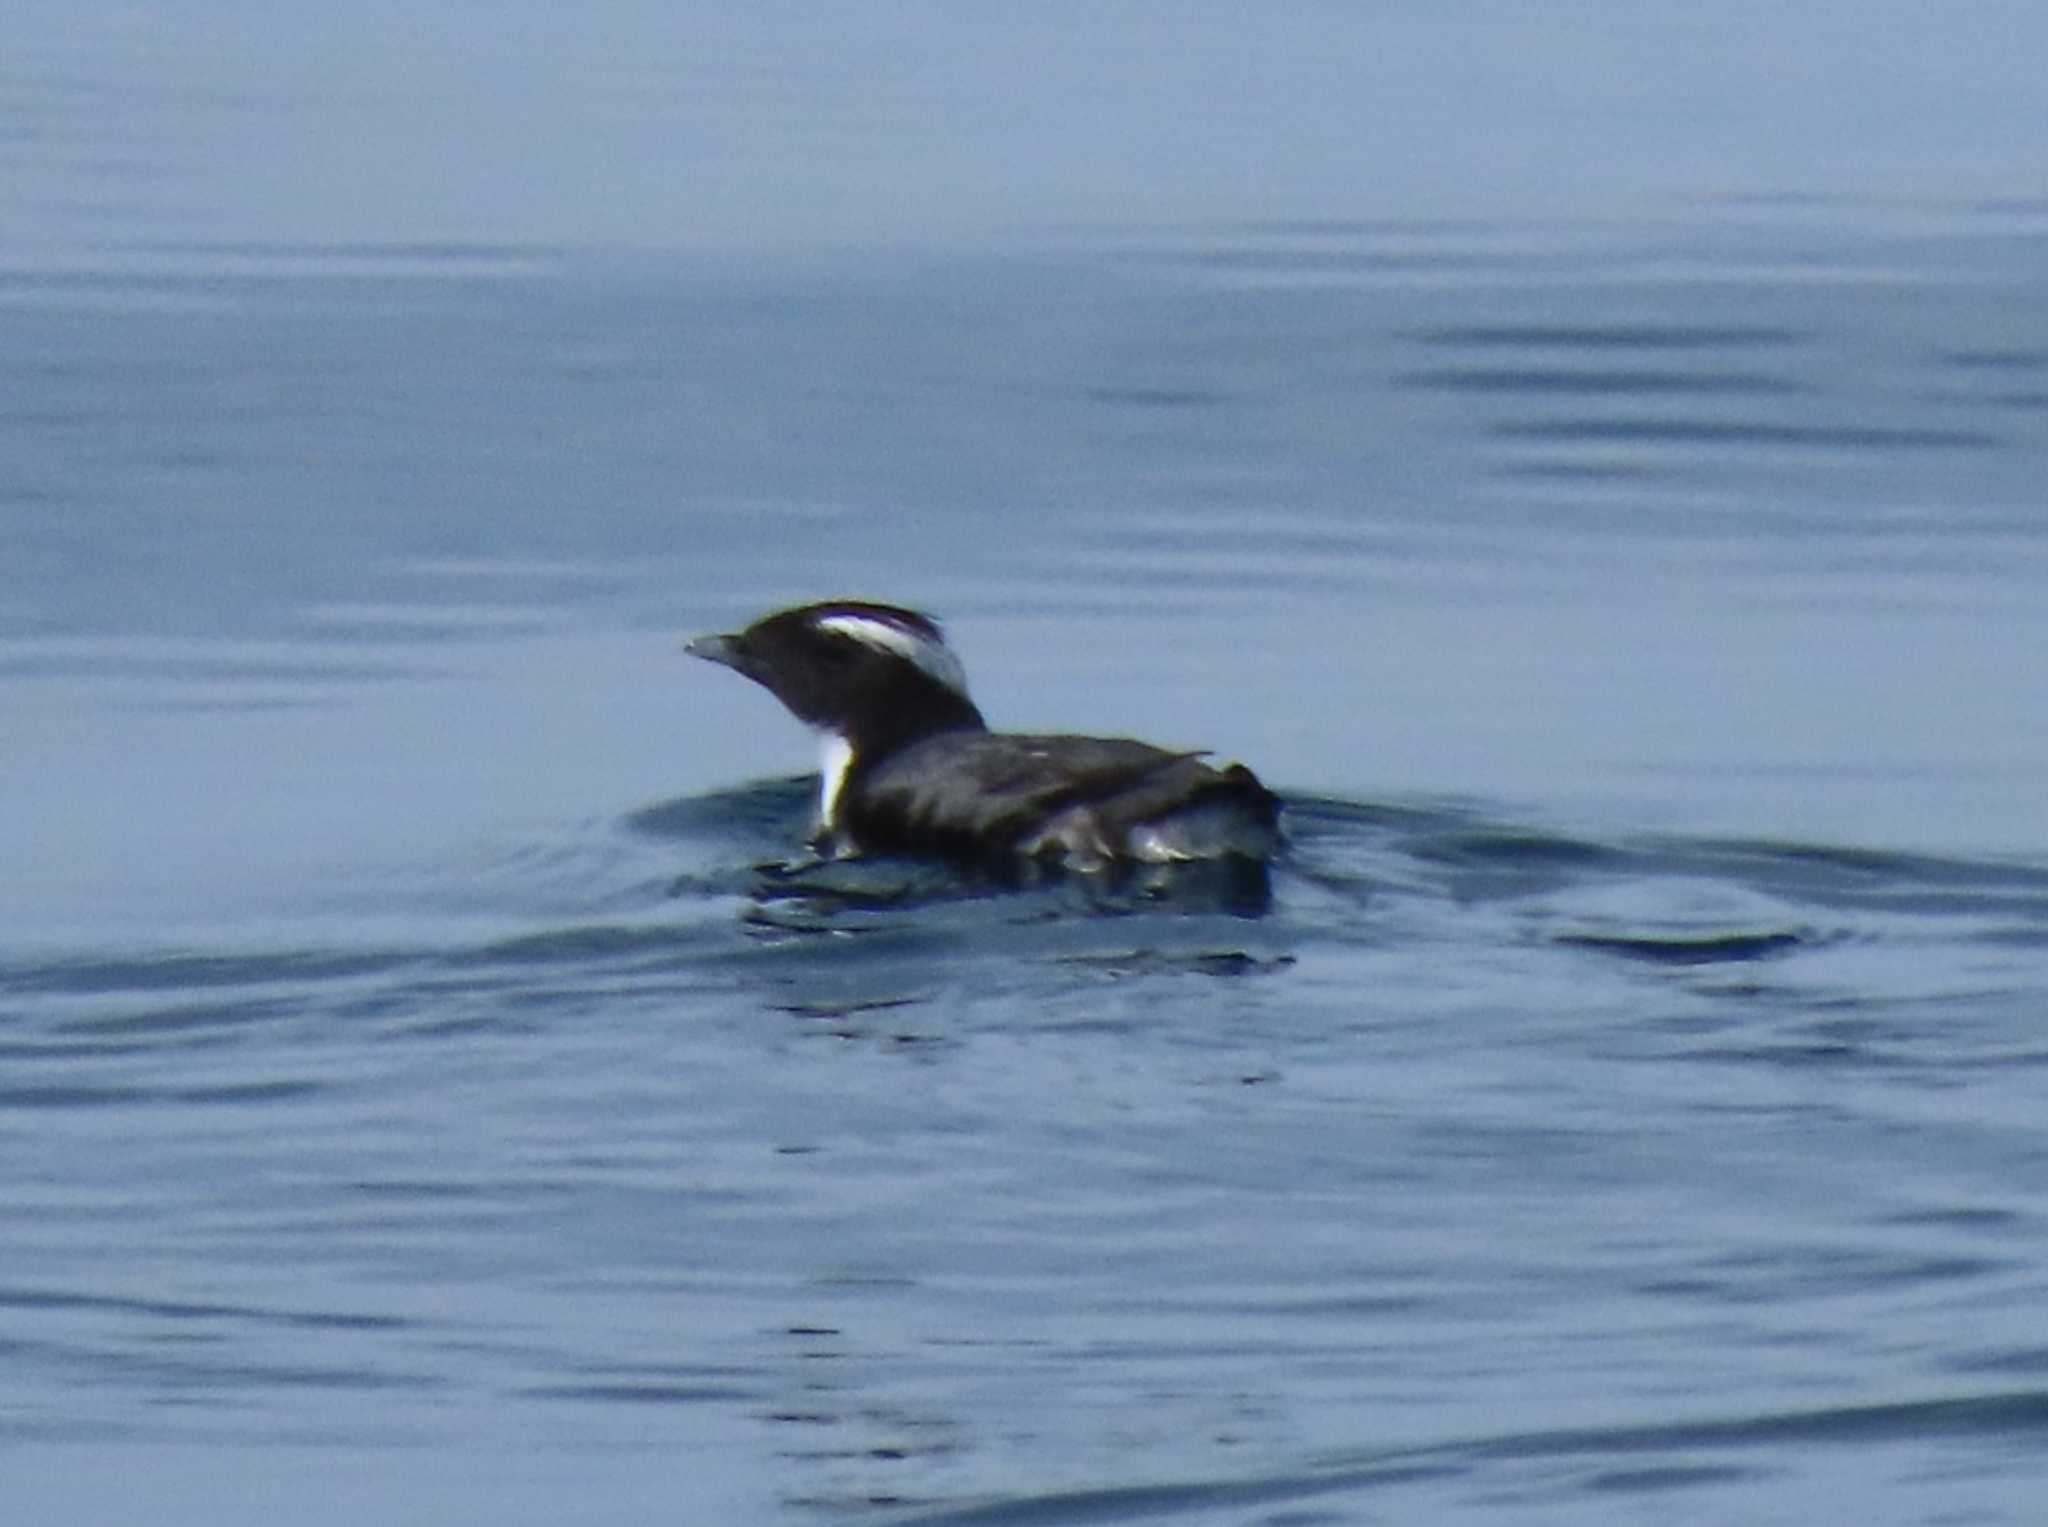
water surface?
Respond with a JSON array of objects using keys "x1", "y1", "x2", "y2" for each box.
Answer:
[{"x1": 6, "y1": 6, "x2": 2048, "y2": 1524}]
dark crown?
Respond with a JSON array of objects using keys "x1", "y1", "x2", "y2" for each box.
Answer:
[{"x1": 687, "y1": 600, "x2": 987, "y2": 760}]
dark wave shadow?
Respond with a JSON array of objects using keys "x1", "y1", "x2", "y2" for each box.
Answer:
[
  {"x1": 1492, "y1": 418, "x2": 1999, "y2": 452},
  {"x1": 1413, "y1": 323, "x2": 1803, "y2": 351},
  {"x1": 1401, "y1": 366, "x2": 1802, "y2": 398},
  {"x1": 621, "y1": 774, "x2": 814, "y2": 846},
  {"x1": 1555, "y1": 929, "x2": 1811, "y2": 965}
]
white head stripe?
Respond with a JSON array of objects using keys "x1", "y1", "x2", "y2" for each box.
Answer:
[{"x1": 813, "y1": 613, "x2": 971, "y2": 698}]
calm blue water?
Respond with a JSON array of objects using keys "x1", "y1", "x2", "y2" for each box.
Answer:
[{"x1": 7, "y1": 6, "x2": 2048, "y2": 1524}]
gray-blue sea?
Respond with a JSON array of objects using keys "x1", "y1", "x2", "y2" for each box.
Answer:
[{"x1": 7, "y1": 5, "x2": 2048, "y2": 1523}]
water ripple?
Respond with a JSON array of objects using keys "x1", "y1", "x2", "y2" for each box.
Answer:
[
  {"x1": 880, "y1": 1390, "x2": 2048, "y2": 1524},
  {"x1": 1492, "y1": 418, "x2": 2000, "y2": 451}
]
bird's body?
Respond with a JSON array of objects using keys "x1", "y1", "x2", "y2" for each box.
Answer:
[{"x1": 687, "y1": 601, "x2": 1279, "y2": 870}]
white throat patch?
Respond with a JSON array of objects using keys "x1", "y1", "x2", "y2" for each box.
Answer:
[
  {"x1": 816, "y1": 732, "x2": 856, "y2": 831},
  {"x1": 813, "y1": 612, "x2": 971, "y2": 699}
]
